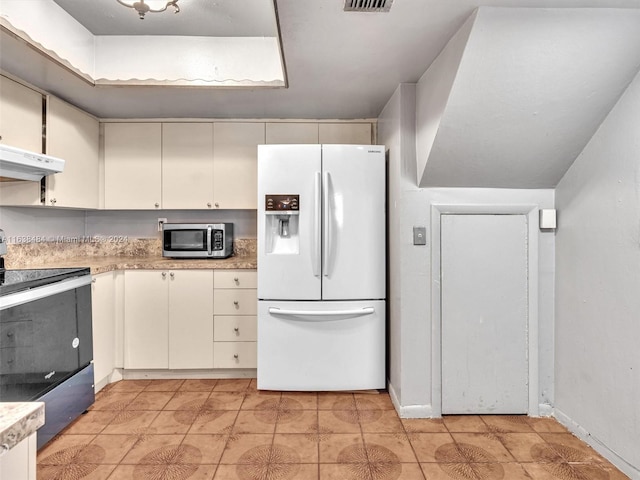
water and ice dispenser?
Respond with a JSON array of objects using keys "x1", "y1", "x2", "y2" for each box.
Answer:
[{"x1": 264, "y1": 194, "x2": 300, "y2": 254}]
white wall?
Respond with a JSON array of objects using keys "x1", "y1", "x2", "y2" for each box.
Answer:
[
  {"x1": 555, "y1": 69, "x2": 640, "y2": 477},
  {"x1": 378, "y1": 83, "x2": 423, "y2": 411},
  {"x1": 0, "y1": 207, "x2": 257, "y2": 241},
  {"x1": 85, "y1": 210, "x2": 257, "y2": 238},
  {"x1": 378, "y1": 84, "x2": 556, "y2": 417},
  {"x1": 0, "y1": 207, "x2": 86, "y2": 240}
]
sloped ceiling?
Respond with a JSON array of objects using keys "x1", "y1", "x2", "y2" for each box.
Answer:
[{"x1": 418, "y1": 7, "x2": 640, "y2": 188}]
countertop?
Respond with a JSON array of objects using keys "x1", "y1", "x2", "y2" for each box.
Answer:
[
  {"x1": 0, "y1": 402, "x2": 44, "y2": 456},
  {"x1": 10, "y1": 254, "x2": 257, "y2": 275}
]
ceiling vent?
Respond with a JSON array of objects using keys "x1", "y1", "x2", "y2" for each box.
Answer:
[{"x1": 344, "y1": 0, "x2": 393, "y2": 13}]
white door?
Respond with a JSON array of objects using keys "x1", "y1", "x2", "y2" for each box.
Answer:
[
  {"x1": 257, "y1": 300, "x2": 385, "y2": 391},
  {"x1": 321, "y1": 145, "x2": 385, "y2": 300},
  {"x1": 441, "y1": 214, "x2": 528, "y2": 414},
  {"x1": 257, "y1": 145, "x2": 322, "y2": 300}
]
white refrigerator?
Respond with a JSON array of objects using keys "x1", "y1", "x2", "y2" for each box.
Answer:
[{"x1": 257, "y1": 144, "x2": 386, "y2": 391}]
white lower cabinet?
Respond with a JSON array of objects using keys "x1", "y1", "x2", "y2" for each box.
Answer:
[
  {"x1": 124, "y1": 270, "x2": 214, "y2": 369},
  {"x1": 168, "y1": 270, "x2": 214, "y2": 369},
  {"x1": 91, "y1": 272, "x2": 116, "y2": 388},
  {"x1": 123, "y1": 269, "x2": 255, "y2": 371},
  {"x1": 0, "y1": 433, "x2": 37, "y2": 480},
  {"x1": 213, "y1": 271, "x2": 257, "y2": 368},
  {"x1": 213, "y1": 342, "x2": 257, "y2": 369},
  {"x1": 124, "y1": 271, "x2": 170, "y2": 369}
]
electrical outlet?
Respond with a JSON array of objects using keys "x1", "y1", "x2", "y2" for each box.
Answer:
[{"x1": 157, "y1": 218, "x2": 167, "y2": 232}]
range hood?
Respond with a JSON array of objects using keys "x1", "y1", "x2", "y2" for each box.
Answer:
[{"x1": 0, "y1": 144, "x2": 65, "y2": 181}]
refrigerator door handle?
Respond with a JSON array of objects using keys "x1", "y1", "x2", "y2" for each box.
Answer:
[
  {"x1": 322, "y1": 171, "x2": 331, "y2": 277},
  {"x1": 268, "y1": 307, "x2": 375, "y2": 318},
  {"x1": 312, "y1": 171, "x2": 322, "y2": 277}
]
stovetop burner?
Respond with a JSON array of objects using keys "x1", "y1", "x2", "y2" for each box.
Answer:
[{"x1": 0, "y1": 267, "x2": 91, "y2": 296}]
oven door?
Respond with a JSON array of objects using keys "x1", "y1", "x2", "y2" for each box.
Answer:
[{"x1": 0, "y1": 275, "x2": 93, "y2": 401}]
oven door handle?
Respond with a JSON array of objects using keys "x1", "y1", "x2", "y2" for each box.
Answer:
[
  {"x1": 0, "y1": 275, "x2": 92, "y2": 310},
  {"x1": 207, "y1": 225, "x2": 213, "y2": 255}
]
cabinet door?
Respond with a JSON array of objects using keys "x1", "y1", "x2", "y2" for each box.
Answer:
[
  {"x1": 318, "y1": 123, "x2": 372, "y2": 145},
  {"x1": 46, "y1": 97, "x2": 99, "y2": 208},
  {"x1": 266, "y1": 123, "x2": 318, "y2": 144},
  {"x1": 214, "y1": 289, "x2": 257, "y2": 315},
  {"x1": 168, "y1": 270, "x2": 214, "y2": 369},
  {"x1": 124, "y1": 271, "x2": 168, "y2": 369},
  {"x1": 92, "y1": 272, "x2": 116, "y2": 388},
  {"x1": 213, "y1": 271, "x2": 257, "y2": 289},
  {"x1": 104, "y1": 123, "x2": 162, "y2": 209},
  {"x1": 0, "y1": 76, "x2": 42, "y2": 205},
  {"x1": 0, "y1": 432, "x2": 36, "y2": 480},
  {"x1": 0, "y1": 75, "x2": 43, "y2": 152},
  {"x1": 214, "y1": 316, "x2": 257, "y2": 342},
  {"x1": 162, "y1": 123, "x2": 214, "y2": 209},
  {"x1": 213, "y1": 122, "x2": 264, "y2": 209},
  {"x1": 213, "y1": 341, "x2": 257, "y2": 369}
]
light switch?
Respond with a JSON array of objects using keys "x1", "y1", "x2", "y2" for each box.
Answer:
[{"x1": 413, "y1": 226, "x2": 427, "y2": 245}]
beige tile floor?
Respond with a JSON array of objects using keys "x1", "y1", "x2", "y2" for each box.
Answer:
[{"x1": 37, "y1": 379, "x2": 629, "y2": 479}]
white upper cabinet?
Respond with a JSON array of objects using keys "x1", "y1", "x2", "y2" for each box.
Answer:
[
  {"x1": 213, "y1": 122, "x2": 264, "y2": 209},
  {"x1": 318, "y1": 123, "x2": 372, "y2": 145},
  {"x1": 0, "y1": 75, "x2": 43, "y2": 152},
  {"x1": 46, "y1": 97, "x2": 99, "y2": 208},
  {"x1": 104, "y1": 123, "x2": 162, "y2": 209},
  {"x1": 266, "y1": 123, "x2": 319, "y2": 144},
  {"x1": 162, "y1": 123, "x2": 214, "y2": 210}
]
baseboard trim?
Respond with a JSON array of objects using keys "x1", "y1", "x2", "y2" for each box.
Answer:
[
  {"x1": 388, "y1": 382, "x2": 434, "y2": 418},
  {"x1": 538, "y1": 403, "x2": 553, "y2": 417},
  {"x1": 122, "y1": 369, "x2": 257, "y2": 380},
  {"x1": 554, "y1": 408, "x2": 640, "y2": 479}
]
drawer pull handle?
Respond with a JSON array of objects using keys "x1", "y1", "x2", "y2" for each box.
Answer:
[
  {"x1": 234, "y1": 277, "x2": 239, "y2": 284},
  {"x1": 233, "y1": 354, "x2": 239, "y2": 359},
  {"x1": 233, "y1": 301, "x2": 239, "y2": 307},
  {"x1": 233, "y1": 327, "x2": 239, "y2": 334}
]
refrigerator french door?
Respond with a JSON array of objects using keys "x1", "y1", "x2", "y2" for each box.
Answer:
[{"x1": 257, "y1": 144, "x2": 386, "y2": 391}]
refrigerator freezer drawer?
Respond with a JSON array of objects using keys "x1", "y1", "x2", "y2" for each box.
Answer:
[{"x1": 257, "y1": 300, "x2": 385, "y2": 391}]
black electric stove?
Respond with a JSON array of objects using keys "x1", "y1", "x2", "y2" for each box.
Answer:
[
  {"x1": 0, "y1": 267, "x2": 91, "y2": 296},
  {"x1": 0, "y1": 266, "x2": 94, "y2": 449}
]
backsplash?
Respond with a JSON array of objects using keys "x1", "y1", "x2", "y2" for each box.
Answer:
[{"x1": 4, "y1": 237, "x2": 256, "y2": 269}]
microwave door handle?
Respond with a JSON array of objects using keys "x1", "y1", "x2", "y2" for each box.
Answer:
[{"x1": 207, "y1": 226, "x2": 213, "y2": 255}]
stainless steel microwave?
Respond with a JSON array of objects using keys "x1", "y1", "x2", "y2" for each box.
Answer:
[{"x1": 162, "y1": 223, "x2": 233, "y2": 258}]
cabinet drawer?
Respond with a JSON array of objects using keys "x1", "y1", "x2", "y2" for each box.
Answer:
[
  {"x1": 214, "y1": 271, "x2": 257, "y2": 289},
  {"x1": 213, "y1": 289, "x2": 257, "y2": 315},
  {"x1": 213, "y1": 341, "x2": 257, "y2": 368},
  {"x1": 214, "y1": 316, "x2": 257, "y2": 342}
]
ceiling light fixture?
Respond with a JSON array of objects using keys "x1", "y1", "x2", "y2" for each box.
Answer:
[{"x1": 116, "y1": 0, "x2": 180, "y2": 20}]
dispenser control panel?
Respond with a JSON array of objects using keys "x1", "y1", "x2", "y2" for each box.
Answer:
[{"x1": 265, "y1": 195, "x2": 299, "y2": 212}]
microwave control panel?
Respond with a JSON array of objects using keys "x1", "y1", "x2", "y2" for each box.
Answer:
[
  {"x1": 265, "y1": 194, "x2": 299, "y2": 212},
  {"x1": 212, "y1": 229, "x2": 224, "y2": 250}
]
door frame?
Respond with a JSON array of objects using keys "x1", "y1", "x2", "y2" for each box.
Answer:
[{"x1": 430, "y1": 204, "x2": 540, "y2": 417}]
